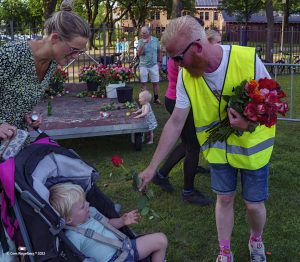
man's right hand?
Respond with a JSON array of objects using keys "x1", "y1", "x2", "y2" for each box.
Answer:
[
  {"x1": 138, "y1": 166, "x2": 156, "y2": 192},
  {"x1": 0, "y1": 123, "x2": 17, "y2": 140}
]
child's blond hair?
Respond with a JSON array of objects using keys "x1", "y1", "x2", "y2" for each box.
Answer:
[
  {"x1": 140, "y1": 90, "x2": 152, "y2": 103},
  {"x1": 49, "y1": 183, "x2": 85, "y2": 220}
]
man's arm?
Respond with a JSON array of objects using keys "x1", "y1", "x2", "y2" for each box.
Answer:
[
  {"x1": 137, "y1": 42, "x2": 145, "y2": 57},
  {"x1": 139, "y1": 106, "x2": 190, "y2": 190}
]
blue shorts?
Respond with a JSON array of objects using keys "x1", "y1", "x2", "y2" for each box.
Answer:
[
  {"x1": 109, "y1": 239, "x2": 139, "y2": 262},
  {"x1": 210, "y1": 163, "x2": 269, "y2": 203}
]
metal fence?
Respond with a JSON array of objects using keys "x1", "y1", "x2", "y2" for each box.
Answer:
[{"x1": 1, "y1": 25, "x2": 300, "y2": 121}]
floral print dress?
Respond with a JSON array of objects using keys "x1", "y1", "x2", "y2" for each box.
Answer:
[{"x1": 0, "y1": 40, "x2": 57, "y2": 131}]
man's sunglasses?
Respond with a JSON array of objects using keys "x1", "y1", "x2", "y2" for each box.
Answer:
[{"x1": 171, "y1": 38, "x2": 200, "y2": 63}]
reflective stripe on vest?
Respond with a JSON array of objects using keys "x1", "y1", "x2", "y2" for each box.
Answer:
[{"x1": 183, "y1": 45, "x2": 275, "y2": 170}]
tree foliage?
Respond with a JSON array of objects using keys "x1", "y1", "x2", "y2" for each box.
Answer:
[
  {"x1": 0, "y1": 0, "x2": 32, "y2": 31},
  {"x1": 219, "y1": 0, "x2": 263, "y2": 24}
]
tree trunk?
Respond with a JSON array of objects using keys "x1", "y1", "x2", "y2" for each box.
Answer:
[
  {"x1": 265, "y1": 0, "x2": 274, "y2": 62},
  {"x1": 43, "y1": 0, "x2": 58, "y2": 20},
  {"x1": 171, "y1": 0, "x2": 183, "y2": 19}
]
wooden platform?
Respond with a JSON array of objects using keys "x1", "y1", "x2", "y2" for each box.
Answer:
[{"x1": 30, "y1": 83, "x2": 148, "y2": 150}]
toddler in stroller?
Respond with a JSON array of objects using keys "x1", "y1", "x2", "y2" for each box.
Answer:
[
  {"x1": 49, "y1": 183, "x2": 167, "y2": 262},
  {"x1": 0, "y1": 134, "x2": 166, "y2": 262}
]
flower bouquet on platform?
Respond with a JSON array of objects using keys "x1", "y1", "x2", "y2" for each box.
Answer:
[{"x1": 205, "y1": 78, "x2": 288, "y2": 145}]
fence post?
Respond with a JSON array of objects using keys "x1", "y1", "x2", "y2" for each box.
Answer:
[
  {"x1": 102, "y1": 23, "x2": 107, "y2": 65},
  {"x1": 10, "y1": 19, "x2": 14, "y2": 40}
]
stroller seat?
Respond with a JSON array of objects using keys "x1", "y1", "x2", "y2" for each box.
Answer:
[{"x1": 1, "y1": 134, "x2": 137, "y2": 262}]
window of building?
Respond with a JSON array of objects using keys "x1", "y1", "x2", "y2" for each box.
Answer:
[
  {"x1": 214, "y1": 12, "x2": 218, "y2": 20},
  {"x1": 155, "y1": 11, "x2": 160, "y2": 20},
  {"x1": 199, "y1": 12, "x2": 204, "y2": 21},
  {"x1": 205, "y1": 12, "x2": 209, "y2": 21}
]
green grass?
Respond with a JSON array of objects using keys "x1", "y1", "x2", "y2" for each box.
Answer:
[{"x1": 59, "y1": 77, "x2": 300, "y2": 262}]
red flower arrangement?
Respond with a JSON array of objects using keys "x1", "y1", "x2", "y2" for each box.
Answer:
[{"x1": 205, "y1": 78, "x2": 289, "y2": 145}]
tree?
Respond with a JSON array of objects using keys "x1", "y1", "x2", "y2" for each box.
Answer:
[
  {"x1": 220, "y1": 0, "x2": 263, "y2": 45},
  {"x1": 171, "y1": 0, "x2": 183, "y2": 18},
  {"x1": 220, "y1": 0, "x2": 263, "y2": 25},
  {"x1": 265, "y1": 0, "x2": 274, "y2": 62},
  {"x1": 0, "y1": 0, "x2": 32, "y2": 33},
  {"x1": 43, "y1": 0, "x2": 58, "y2": 20}
]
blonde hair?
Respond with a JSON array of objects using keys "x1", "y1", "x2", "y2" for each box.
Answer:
[
  {"x1": 140, "y1": 90, "x2": 152, "y2": 102},
  {"x1": 44, "y1": 0, "x2": 90, "y2": 41},
  {"x1": 49, "y1": 183, "x2": 85, "y2": 220},
  {"x1": 206, "y1": 29, "x2": 221, "y2": 44},
  {"x1": 161, "y1": 15, "x2": 207, "y2": 48}
]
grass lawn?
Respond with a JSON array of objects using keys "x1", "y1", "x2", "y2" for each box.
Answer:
[{"x1": 60, "y1": 76, "x2": 300, "y2": 262}]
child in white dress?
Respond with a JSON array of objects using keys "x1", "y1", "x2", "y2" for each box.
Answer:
[{"x1": 133, "y1": 90, "x2": 158, "y2": 144}]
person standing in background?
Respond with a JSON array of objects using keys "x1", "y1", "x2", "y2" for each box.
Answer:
[
  {"x1": 133, "y1": 36, "x2": 139, "y2": 58},
  {"x1": 122, "y1": 37, "x2": 129, "y2": 62},
  {"x1": 137, "y1": 26, "x2": 162, "y2": 105}
]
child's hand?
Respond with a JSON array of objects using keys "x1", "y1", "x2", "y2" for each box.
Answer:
[
  {"x1": 132, "y1": 111, "x2": 138, "y2": 114},
  {"x1": 133, "y1": 115, "x2": 140, "y2": 119},
  {"x1": 122, "y1": 209, "x2": 140, "y2": 225}
]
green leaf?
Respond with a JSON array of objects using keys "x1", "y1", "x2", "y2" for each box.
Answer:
[
  {"x1": 141, "y1": 207, "x2": 150, "y2": 216},
  {"x1": 149, "y1": 216, "x2": 154, "y2": 220},
  {"x1": 138, "y1": 196, "x2": 148, "y2": 210},
  {"x1": 132, "y1": 172, "x2": 142, "y2": 190},
  {"x1": 146, "y1": 189, "x2": 155, "y2": 198}
]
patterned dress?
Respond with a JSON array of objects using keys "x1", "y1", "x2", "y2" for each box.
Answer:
[
  {"x1": 145, "y1": 103, "x2": 158, "y2": 131},
  {"x1": 0, "y1": 40, "x2": 58, "y2": 131}
]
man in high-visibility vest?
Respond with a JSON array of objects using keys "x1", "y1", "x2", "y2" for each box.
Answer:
[{"x1": 139, "y1": 16, "x2": 273, "y2": 262}]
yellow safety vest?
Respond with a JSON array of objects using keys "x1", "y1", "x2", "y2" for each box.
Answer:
[{"x1": 183, "y1": 45, "x2": 275, "y2": 170}]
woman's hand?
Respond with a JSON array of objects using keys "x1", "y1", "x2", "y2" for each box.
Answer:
[
  {"x1": 0, "y1": 123, "x2": 17, "y2": 140},
  {"x1": 25, "y1": 112, "x2": 43, "y2": 129},
  {"x1": 122, "y1": 209, "x2": 140, "y2": 226}
]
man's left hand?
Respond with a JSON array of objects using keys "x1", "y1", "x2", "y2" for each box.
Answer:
[{"x1": 228, "y1": 108, "x2": 248, "y2": 131}]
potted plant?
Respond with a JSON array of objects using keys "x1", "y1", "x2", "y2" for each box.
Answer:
[
  {"x1": 48, "y1": 68, "x2": 68, "y2": 94},
  {"x1": 79, "y1": 65, "x2": 99, "y2": 91},
  {"x1": 106, "y1": 66, "x2": 133, "y2": 99}
]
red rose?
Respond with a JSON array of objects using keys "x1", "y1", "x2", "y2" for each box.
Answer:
[
  {"x1": 277, "y1": 90, "x2": 286, "y2": 98},
  {"x1": 249, "y1": 90, "x2": 264, "y2": 103},
  {"x1": 256, "y1": 103, "x2": 267, "y2": 115},
  {"x1": 243, "y1": 102, "x2": 258, "y2": 122},
  {"x1": 258, "y1": 78, "x2": 278, "y2": 91},
  {"x1": 245, "y1": 80, "x2": 259, "y2": 93},
  {"x1": 275, "y1": 102, "x2": 289, "y2": 116},
  {"x1": 265, "y1": 114, "x2": 277, "y2": 127},
  {"x1": 265, "y1": 93, "x2": 279, "y2": 104},
  {"x1": 111, "y1": 155, "x2": 123, "y2": 167}
]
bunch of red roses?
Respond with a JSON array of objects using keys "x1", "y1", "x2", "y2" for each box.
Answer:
[
  {"x1": 242, "y1": 78, "x2": 288, "y2": 127},
  {"x1": 205, "y1": 78, "x2": 288, "y2": 145},
  {"x1": 111, "y1": 155, "x2": 160, "y2": 220}
]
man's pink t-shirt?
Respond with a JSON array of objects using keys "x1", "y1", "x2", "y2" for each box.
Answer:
[{"x1": 165, "y1": 58, "x2": 179, "y2": 100}]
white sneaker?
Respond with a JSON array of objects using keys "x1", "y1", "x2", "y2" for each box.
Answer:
[
  {"x1": 249, "y1": 240, "x2": 266, "y2": 262},
  {"x1": 216, "y1": 252, "x2": 234, "y2": 262}
]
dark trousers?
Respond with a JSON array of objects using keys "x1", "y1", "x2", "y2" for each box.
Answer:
[{"x1": 159, "y1": 97, "x2": 200, "y2": 190}]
